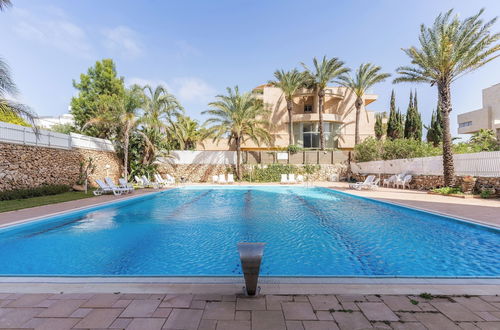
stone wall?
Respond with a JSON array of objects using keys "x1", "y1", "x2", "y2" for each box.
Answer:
[
  {"x1": 352, "y1": 173, "x2": 500, "y2": 195},
  {"x1": 0, "y1": 143, "x2": 121, "y2": 191}
]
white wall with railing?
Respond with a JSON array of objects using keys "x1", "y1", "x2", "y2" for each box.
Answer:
[
  {"x1": 160, "y1": 150, "x2": 237, "y2": 165},
  {"x1": 0, "y1": 121, "x2": 114, "y2": 152},
  {"x1": 352, "y1": 151, "x2": 500, "y2": 177}
]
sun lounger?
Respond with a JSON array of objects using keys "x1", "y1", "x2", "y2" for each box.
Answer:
[
  {"x1": 349, "y1": 175, "x2": 376, "y2": 190},
  {"x1": 153, "y1": 174, "x2": 169, "y2": 188},
  {"x1": 212, "y1": 175, "x2": 219, "y2": 183},
  {"x1": 94, "y1": 179, "x2": 125, "y2": 196},
  {"x1": 227, "y1": 174, "x2": 235, "y2": 184},
  {"x1": 119, "y1": 178, "x2": 134, "y2": 192},
  {"x1": 288, "y1": 174, "x2": 297, "y2": 184},
  {"x1": 165, "y1": 174, "x2": 176, "y2": 185},
  {"x1": 280, "y1": 174, "x2": 288, "y2": 184},
  {"x1": 297, "y1": 175, "x2": 304, "y2": 183},
  {"x1": 134, "y1": 175, "x2": 144, "y2": 188},
  {"x1": 141, "y1": 175, "x2": 160, "y2": 189},
  {"x1": 105, "y1": 177, "x2": 132, "y2": 194},
  {"x1": 218, "y1": 174, "x2": 227, "y2": 184}
]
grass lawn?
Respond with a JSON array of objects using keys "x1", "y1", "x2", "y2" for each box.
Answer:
[{"x1": 0, "y1": 191, "x2": 95, "y2": 213}]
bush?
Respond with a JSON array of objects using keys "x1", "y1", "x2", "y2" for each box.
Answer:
[
  {"x1": 431, "y1": 187, "x2": 462, "y2": 195},
  {"x1": 0, "y1": 184, "x2": 71, "y2": 201},
  {"x1": 243, "y1": 164, "x2": 321, "y2": 182},
  {"x1": 353, "y1": 137, "x2": 382, "y2": 162},
  {"x1": 287, "y1": 144, "x2": 302, "y2": 154},
  {"x1": 354, "y1": 138, "x2": 441, "y2": 162}
]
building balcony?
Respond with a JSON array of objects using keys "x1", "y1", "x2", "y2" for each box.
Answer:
[
  {"x1": 293, "y1": 88, "x2": 345, "y2": 99},
  {"x1": 285, "y1": 113, "x2": 344, "y2": 123}
]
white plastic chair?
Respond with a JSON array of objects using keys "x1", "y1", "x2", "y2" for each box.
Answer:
[
  {"x1": 288, "y1": 174, "x2": 297, "y2": 184},
  {"x1": 396, "y1": 174, "x2": 412, "y2": 189},
  {"x1": 383, "y1": 175, "x2": 397, "y2": 188},
  {"x1": 297, "y1": 175, "x2": 304, "y2": 183},
  {"x1": 118, "y1": 178, "x2": 134, "y2": 192},
  {"x1": 142, "y1": 175, "x2": 160, "y2": 189},
  {"x1": 218, "y1": 174, "x2": 227, "y2": 184},
  {"x1": 105, "y1": 177, "x2": 132, "y2": 194},
  {"x1": 227, "y1": 174, "x2": 235, "y2": 184},
  {"x1": 165, "y1": 174, "x2": 176, "y2": 185},
  {"x1": 349, "y1": 175, "x2": 376, "y2": 190},
  {"x1": 94, "y1": 179, "x2": 124, "y2": 196},
  {"x1": 212, "y1": 175, "x2": 219, "y2": 183},
  {"x1": 134, "y1": 175, "x2": 144, "y2": 188},
  {"x1": 280, "y1": 174, "x2": 288, "y2": 184}
]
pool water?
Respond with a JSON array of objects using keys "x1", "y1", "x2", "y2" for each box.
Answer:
[{"x1": 0, "y1": 186, "x2": 498, "y2": 277}]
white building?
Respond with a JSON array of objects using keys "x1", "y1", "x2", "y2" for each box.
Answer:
[{"x1": 34, "y1": 113, "x2": 74, "y2": 129}]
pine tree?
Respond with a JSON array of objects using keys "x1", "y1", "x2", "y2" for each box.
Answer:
[
  {"x1": 404, "y1": 90, "x2": 423, "y2": 140},
  {"x1": 386, "y1": 90, "x2": 399, "y2": 140}
]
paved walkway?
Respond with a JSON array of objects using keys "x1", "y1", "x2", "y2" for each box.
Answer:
[{"x1": 0, "y1": 292, "x2": 499, "y2": 329}]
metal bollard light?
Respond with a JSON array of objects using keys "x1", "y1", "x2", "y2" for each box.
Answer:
[{"x1": 237, "y1": 242, "x2": 265, "y2": 296}]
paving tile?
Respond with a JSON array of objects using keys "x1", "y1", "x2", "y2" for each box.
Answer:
[
  {"x1": 336, "y1": 295, "x2": 366, "y2": 303},
  {"x1": 338, "y1": 302, "x2": 360, "y2": 311},
  {"x1": 453, "y1": 297, "x2": 499, "y2": 312},
  {"x1": 302, "y1": 320, "x2": 339, "y2": 330},
  {"x1": 265, "y1": 295, "x2": 292, "y2": 310},
  {"x1": 69, "y1": 308, "x2": 92, "y2": 318},
  {"x1": 194, "y1": 294, "x2": 222, "y2": 301},
  {"x1": 315, "y1": 311, "x2": 333, "y2": 320},
  {"x1": 190, "y1": 300, "x2": 206, "y2": 309},
  {"x1": 371, "y1": 321, "x2": 391, "y2": 329},
  {"x1": 126, "y1": 317, "x2": 166, "y2": 330},
  {"x1": 121, "y1": 293, "x2": 152, "y2": 300},
  {"x1": 365, "y1": 295, "x2": 382, "y2": 302},
  {"x1": 458, "y1": 322, "x2": 480, "y2": 330},
  {"x1": 308, "y1": 295, "x2": 341, "y2": 311},
  {"x1": 396, "y1": 311, "x2": 418, "y2": 322},
  {"x1": 413, "y1": 312, "x2": 461, "y2": 330},
  {"x1": 151, "y1": 294, "x2": 166, "y2": 300},
  {"x1": 431, "y1": 302, "x2": 483, "y2": 322},
  {"x1": 161, "y1": 295, "x2": 194, "y2": 308},
  {"x1": 74, "y1": 308, "x2": 123, "y2": 328},
  {"x1": 0, "y1": 308, "x2": 43, "y2": 328},
  {"x1": 479, "y1": 296, "x2": 500, "y2": 303},
  {"x1": 222, "y1": 295, "x2": 237, "y2": 302},
  {"x1": 282, "y1": 302, "x2": 316, "y2": 320},
  {"x1": 35, "y1": 299, "x2": 57, "y2": 308},
  {"x1": 113, "y1": 299, "x2": 133, "y2": 308},
  {"x1": 235, "y1": 310, "x2": 250, "y2": 320},
  {"x1": 331, "y1": 311, "x2": 371, "y2": 330},
  {"x1": 390, "y1": 322, "x2": 426, "y2": 330},
  {"x1": 202, "y1": 302, "x2": 235, "y2": 320},
  {"x1": 197, "y1": 319, "x2": 217, "y2": 330},
  {"x1": 163, "y1": 308, "x2": 203, "y2": 329},
  {"x1": 357, "y1": 302, "x2": 398, "y2": 321},
  {"x1": 286, "y1": 320, "x2": 305, "y2": 330},
  {"x1": 294, "y1": 296, "x2": 310, "y2": 302},
  {"x1": 251, "y1": 310, "x2": 285, "y2": 330},
  {"x1": 81, "y1": 293, "x2": 121, "y2": 308},
  {"x1": 48, "y1": 293, "x2": 94, "y2": 300},
  {"x1": 37, "y1": 299, "x2": 86, "y2": 317},
  {"x1": 24, "y1": 317, "x2": 79, "y2": 330},
  {"x1": 475, "y1": 311, "x2": 500, "y2": 321},
  {"x1": 216, "y1": 320, "x2": 250, "y2": 330},
  {"x1": 152, "y1": 308, "x2": 172, "y2": 318},
  {"x1": 109, "y1": 317, "x2": 133, "y2": 329},
  {"x1": 381, "y1": 295, "x2": 421, "y2": 312},
  {"x1": 419, "y1": 302, "x2": 438, "y2": 312},
  {"x1": 120, "y1": 299, "x2": 161, "y2": 317},
  {"x1": 474, "y1": 322, "x2": 500, "y2": 330},
  {"x1": 6, "y1": 294, "x2": 52, "y2": 307},
  {"x1": 236, "y1": 297, "x2": 266, "y2": 310}
]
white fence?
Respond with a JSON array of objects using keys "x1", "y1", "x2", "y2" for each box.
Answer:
[
  {"x1": 161, "y1": 151, "x2": 237, "y2": 165},
  {"x1": 0, "y1": 121, "x2": 114, "y2": 152},
  {"x1": 352, "y1": 151, "x2": 500, "y2": 177}
]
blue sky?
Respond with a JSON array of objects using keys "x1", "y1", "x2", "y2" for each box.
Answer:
[{"x1": 1, "y1": 0, "x2": 499, "y2": 138}]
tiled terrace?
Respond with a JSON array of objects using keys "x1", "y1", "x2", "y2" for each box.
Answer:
[{"x1": 0, "y1": 292, "x2": 499, "y2": 329}]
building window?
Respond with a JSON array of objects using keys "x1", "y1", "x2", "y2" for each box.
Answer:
[
  {"x1": 304, "y1": 104, "x2": 313, "y2": 113},
  {"x1": 459, "y1": 121, "x2": 472, "y2": 128},
  {"x1": 299, "y1": 122, "x2": 339, "y2": 149}
]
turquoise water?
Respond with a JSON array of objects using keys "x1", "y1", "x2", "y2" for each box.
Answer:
[{"x1": 0, "y1": 186, "x2": 498, "y2": 277}]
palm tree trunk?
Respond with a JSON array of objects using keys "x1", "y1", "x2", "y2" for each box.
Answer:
[
  {"x1": 318, "y1": 89, "x2": 325, "y2": 150},
  {"x1": 123, "y1": 130, "x2": 129, "y2": 180},
  {"x1": 287, "y1": 99, "x2": 294, "y2": 145},
  {"x1": 354, "y1": 97, "x2": 362, "y2": 145},
  {"x1": 438, "y1": 81, "x2": 455, "y2": 187},
  {"x1": 236, "y1": 136, "x2": 241, "y2": 180}
]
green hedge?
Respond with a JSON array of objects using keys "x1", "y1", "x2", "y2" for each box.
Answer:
[
  {"x1": 354, "y1": 138, "x2": 441, "y2": 162},
  {"x1": 0, "y1": 184, "x2": 71, "y2": 201},
  {"x1": 243, "y1": 164, "x2": 320, "y2": 182}
]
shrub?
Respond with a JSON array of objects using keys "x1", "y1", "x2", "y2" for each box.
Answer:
[
  {"x1": 354, "y1": 138, "x2": 441, "y2": 162},
  {"x1": 287, "y1": 144, "x2": 302, "y2": 154},
  {"x1": 0, "y1": 184, "x2": 71, "y2": 201},
  {"x1": 353, "y1": 137, "x2": 382, "y2": 162},
  {"x1": 431, "y1": 187, "x2": 462, "y2": 195},
  {"x1": 480, "y1": 190, "x2": 492, "y2": 198},
  {"x1": 243, "y1": 164, "x2": 297, "y2": 182}
]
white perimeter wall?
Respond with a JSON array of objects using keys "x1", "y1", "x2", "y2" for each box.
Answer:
[
  {"x1": 161, "y1": 150, "x2": 237, "y2": 165},
  {"x1": 352, "y1": 151, "x2": 500, "y2": 177}
]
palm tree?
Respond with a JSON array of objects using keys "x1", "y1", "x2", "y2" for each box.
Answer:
[
  {"x1": 84, "y1": 89, "x2": 142, "y2": 179},
  {"x1": 171, "y1": 115, "x2": 201, "y2": 150},
  {"x1": 336, "y1": 63, "x2": 390, "y2": 145},
  {"x1": 137, "y1": 84, "x2": 184, "y2": 132},
  {"x1": 0, "y1": 0, "x2": 12, "y2": 11},
  {"x1": 302, "y1": 56, "x2": 349, "y2": 150},
  {"x1": 269, "y1": 69, "x2": 306, "y2": 145},
  {"x1": 203, "y1": 86, "x2": 271, "y2": 179},
  {"x1": 394, "y1": 9, "x2": 499, "y2": 187}
]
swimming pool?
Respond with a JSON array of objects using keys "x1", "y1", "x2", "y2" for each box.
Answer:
[{"x1": 0, "y1": 186, "x2": 498, "y2": 277}]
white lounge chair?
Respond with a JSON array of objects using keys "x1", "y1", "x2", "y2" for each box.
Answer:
[
  {"x1": 105, "y1": 177, "x2": 132, "y2": 194},
  {"x1": 349, "y1": 175, "x2": 376, "y2": 190},
  {"x1": 94, "y1": 179, "x2": 125, "y2": 196},
  {"x1": 218, "y1": 174, "x2": 227, "y2": 184},
  {"x1": 396, "y1": 174, "x2": 412, "y2": 189},
  {"x1": 280, "y1": 174, "x2": 288, "y2": 184},
  {"x1": 297, "y1": 175, "x2": 304, "y2": 183},
  {"x1": 369, "y1": 178, "x2": 380, "y2": 190},
  {"x1": 142, "y1": 175, "x2": 160, "y2": 189},
  {"x1": 227, "y1": 174, "x2": 235, "y2": 183},
  {"x1": 383, "y1": 175, "x2": 397, "y2": 188},
  {"x1": 212, "y1": 175, "x2": 219, "y2": 183},
  {"x1": 134, "y1": 175, "x2": 144, "y2": 188},
  {"x1": 153, "y1": 174, "x2": 169, "y2": 188},
  {"x1": 288, "y1": 174, "x2": 297, "y2": 184},
  {"x1": 165, "y1": 174, "x2": 176, "y2": 185},
  {"x1": 119, "y1": 178, "x2": 134, "y2": 192}
]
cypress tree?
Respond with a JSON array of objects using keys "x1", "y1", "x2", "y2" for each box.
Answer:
[
  {"x1": 404, "y1": 90, "x2": 423, "y2": 140},
  {"x1": 374, "y1": 112, "x2": 384, "y2": 140},
  {"x1": 395, "y1": 108, "x2": 405, "y2": 139},
  {"x1": 386, "y1": 90, "x2": 399, "y2": 140},
  {"x1": 426, "y1": 104, "x2": 443, "y2": 147}
]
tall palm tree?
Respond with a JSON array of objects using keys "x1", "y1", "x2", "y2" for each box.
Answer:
[
  {"x1": 171, "y1": 115, "x2": 201, "y2": 150},
  {"x1": 302, "y1": 56, "x2": 349, "y2": 150},
  {"x1": 0, "y1": 0, "x2": 12, "y2": 11},
  {"x1": 137, "y1": 84, "x2": 184, "y2": 132},
  {"x1": 84, "y1": 89, "x2": 142, "y2": 179},
  {"x1": 203, "y1": 86, "x2": 271, "y2": 179},
  {"x1": 336, "y1": 63, "x2": 390, "y2": 145},
  {"x1": 269, "y1": 69, "x2": 306, "y2": 145},
  {"x1": 394, "y1": 9, "x2": 499, "y2": 187}
]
